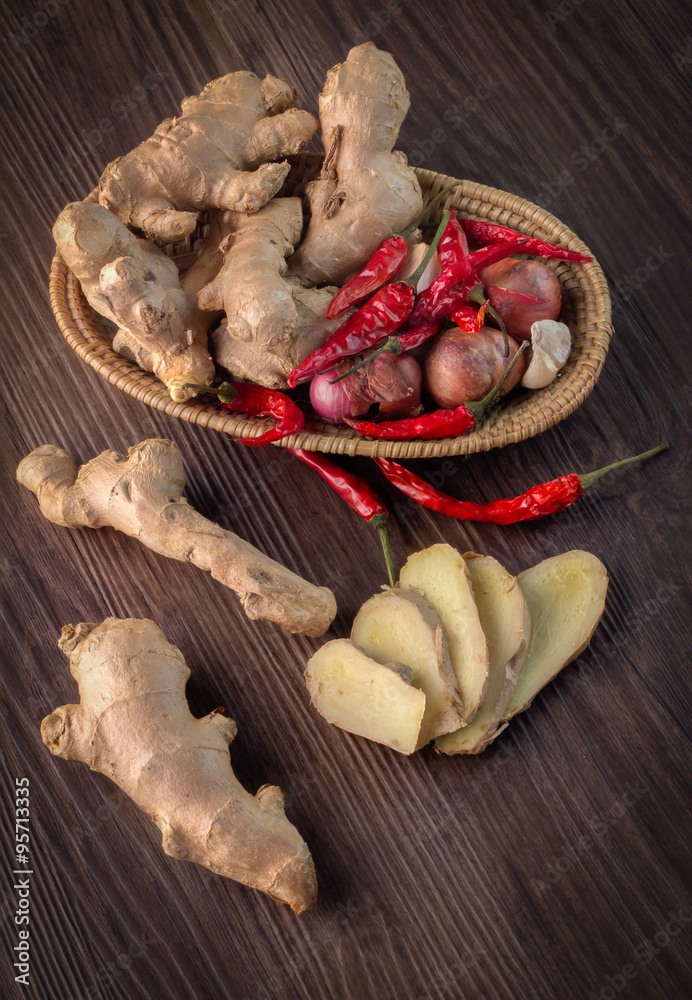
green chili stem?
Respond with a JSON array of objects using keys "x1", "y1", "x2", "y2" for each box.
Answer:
[
  {"x1": 370, "y1": 514, "x2": 396, "y2": 588},
  {"x1": 330, "y1": 338, "x2": 402, "y2": 383},
  {"x1": 399, "y1": 185, "x2": 460, "y2": 237},
  {"x1": 578, "y1": 444, "x2": 668, "y2": 490},
  {"x1": 182, "y1": 382, "x2": 238, "y2": 404},
  {"x1": 406, "y1": 210, "x2": 450, "y2": 291},
  {"x1": 466, "y1": 283, "x2": 510, "y2": 356},
  {"x1": 465, "y1": 341, "x2": 529, "y2": 421}
]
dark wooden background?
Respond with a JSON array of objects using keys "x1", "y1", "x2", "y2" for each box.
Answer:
[{"x1": 1, "y1": 1, "x2": 691, "y2": 998}]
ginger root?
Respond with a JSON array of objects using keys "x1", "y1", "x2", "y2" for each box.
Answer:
[
  {"x1": 98, "y1": 72, "x2": 318, "y2": 242},
  {"x1": 211, "y1": 286, "x2": 345, "y2": 389},
  {"x1": 287, "y1": 43, "x2": 423, "y2": 287},
  {"x1": 198, "y1": 199, "x2": 343, "y2": 388},
  {"x1": 180, "y1": 208, "x2": 237, "y2": 299},
  {"x1": 17, "y1": 439, "x2": 336, "y2": 637},
  {"x1": 199, "y1": 198, "x2": 304, "y2": 319},
  {"x1": 53, "y1": 202, "x2": 214, "y2": 401},
  {"x1": 300, "y1": 547, "x2": 606, "y2": 757},
  {"x1": 42, "y1": 618, "x2": 317, "y2": 912}
]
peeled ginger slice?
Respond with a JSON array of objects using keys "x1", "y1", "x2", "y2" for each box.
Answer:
[
  {"x1": 399, "y1": 544, "x2": 489, "y2": 723},
  {"x1": 436, "y1": 553, "x2": 530, "y2": 755},
  {"x1": 305, "y1": 639, "x2": 425, "y2": 755},
  {"x1": 351, "y1": 588, "x2": 464, "y2": 748},
  {"x1": 505, "y1": 550, "x2": 608, "y2": 718}
]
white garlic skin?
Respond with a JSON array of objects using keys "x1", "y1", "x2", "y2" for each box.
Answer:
[{"x1": 521, "y1": 320, "x2": 571, "y2": 389}]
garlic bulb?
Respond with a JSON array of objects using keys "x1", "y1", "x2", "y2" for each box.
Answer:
[{"x1": 521, "y1": 320, "x2": 571, "y2": 389}]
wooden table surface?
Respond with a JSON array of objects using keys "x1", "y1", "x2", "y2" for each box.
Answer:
[{"x1": 1, "y1": 1, "x2": 691, "y2": 998}]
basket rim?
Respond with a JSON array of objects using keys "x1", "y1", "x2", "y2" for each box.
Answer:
[{"x1": 49, "y1": 158, "x2": 612, "y2": 458}]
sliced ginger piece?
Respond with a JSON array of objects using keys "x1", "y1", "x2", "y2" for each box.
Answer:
[
  {"x1": 504, "y1": 550, "x2": 608, "y2": 718},
  {"x1": 436, "y1": 554, "x2": 530, "y2": 755},
  {"x1": 305, "y1": 640, "x2": 425, "y2": 755},
  {"x1": 351, "y1": 589, "x2": 463, "y2": 748},
  {"x1": 399, "y1": 544, "x2": 489, "y2": 724}
]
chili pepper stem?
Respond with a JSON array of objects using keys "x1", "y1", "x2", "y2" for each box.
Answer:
[
  {"x1": 182, "y1": 382, "x2": 238, "y2": 404},
  {"x1": 467, "y1": 283, "x2": 510, "y2": 356},
  {"x1": 465, "y1": 341, "x2": 529, "y2": 422},
  {"x1": 466, "y1": 284, "x2": 486, "y2": 308},
  {"x1": 330, "y1": 337, "x2": 402, "y2": 383},
  {"x1": 400, "y1": 185, "x2": 460, "y2": 237},
  {"x1": 369, "y1": 513, "x2": 396, "y2": 588},
  {"x1": 406, "y1": 210, "x2": 450, "y2": 290},
  {"x1": 578, "y1": 443, "x2": 668, "y2": 490}
]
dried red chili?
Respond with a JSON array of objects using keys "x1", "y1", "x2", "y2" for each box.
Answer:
[
  {"x1": 408, "y1": 238, "x2": 527, "y2": 326},
  {"x1": 375, "y1": 444, "x2": 667, "y2": 523},
  {"x1": 437, "y1": 212, "x2": 469, "y2": 269},
  {"x1": 345, "y1": 342, "x2": 528, "y2": 439},
  {"x1": 290, "y1": 282, "x2": 415, "y2": 386},
  {"x1": 449, "y1": 304, "x2": 484, "y2": 332},
  {"x1": 289, "y1": 212, "x2": 451, "y2": 387},
  {"x1": 324, "y1": 184, "x2": 464, "y2": 322},
  {"x1": 332, "y1": 320, "x2": 442, "y2": 382},
  {"x1": 289, "y1": 448, "x2": 395, "y2": 586},
  {"x1": 396, "y1": 320, "x2": 443, "y2": 352},
  {"x1": 183, "y1": 382, "x2": 304, "y2": 446},
  {"x1": 347, "y1": 405, "x2": 476, "y2": 440},
  {"x1": 323, "y1": 236, "x2": 408, "y2": 319},
  {"x1": 460, "y1": 218, "x2": 592, "y2": 262}
]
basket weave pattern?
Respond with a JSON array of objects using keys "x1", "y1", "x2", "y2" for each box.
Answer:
[{"x1": 49, "y1": 154, "x2": 612, "y2": 457}]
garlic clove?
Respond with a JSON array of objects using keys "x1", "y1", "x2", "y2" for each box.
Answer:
[
  {"x1": 521, "y1": 319, "x2": 571, "y2": 390},
  {"x1": 395, "y1": 240, "x2": 442, "y2": 292}
]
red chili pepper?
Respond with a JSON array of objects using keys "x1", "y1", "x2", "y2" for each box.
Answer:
[
  {"x1": 289, "y1": 448, "x2": 395, "y2": 586},
  {"x1": 290, "y1": 212, "x2": 451, "y2": 387},
  {"x1": 409, "y1": 239, "x2": 527, "y2": 325},
  {"x1": 331, "y1": 320, "x2": 442, "y2": 383},
  {"x1": 289, "y1": 282, "x2": 415, "y2": 386},
  {"x1": 347, "y1": 406, "x2": 476, "y2": 440},
  {"x1": 444, "y1": 237, "x2": 527, "y2": 286},
  {"x1": 460, "y1": 218, "x2": 592, "y2": 262},
  {"x1": 324, "y1": 236, "x2": 409, "y2": 319},
  {"x1": 487, "y1": 285, "x2": 548, "y2": 311},
  {"x1": 437, "y1": 212, "x2": 469, "y2": 269},
  {"x1": 397, "y1": 320, "x2": 442, "y2": 352},
  {"x1": 449, "y1": 304, "x2": 483, "y2": 332},
  {"x1": 375, "y1": 444, "x2": 667, "y2": 522},
  {"x1": 345, "y1": 342, "x2": 528, "y2": 439},
  {"x1": 183, "y1": 382, "x2": 304, "y2": 446}
]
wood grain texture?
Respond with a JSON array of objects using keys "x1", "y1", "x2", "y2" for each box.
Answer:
[{"x1": 1, "y1": 1, "x2": 691, "y2": 998}]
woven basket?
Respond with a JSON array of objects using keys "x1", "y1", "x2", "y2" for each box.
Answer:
[{"x1": 49, "y1": 153, "x2": 612, "y2": 458}]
